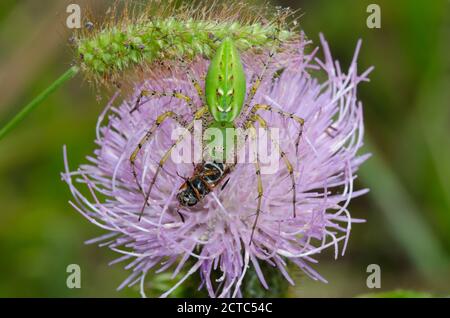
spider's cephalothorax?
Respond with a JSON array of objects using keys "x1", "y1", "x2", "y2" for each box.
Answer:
[
  {"x1": 177, "y1": 162, "x2": 230, "y2": 208},
  {"x1": 129, "y1": 37, "x2": 305, "y2": 243}
]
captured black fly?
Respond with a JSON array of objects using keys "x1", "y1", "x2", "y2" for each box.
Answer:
[{"x1": 177, "y1": 162, "x2": 230, "y2": 207}]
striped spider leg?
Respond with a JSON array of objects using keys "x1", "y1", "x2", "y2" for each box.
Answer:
[
  {"x1": 175, "y1": 56, "x2": 206, "y2": 104},
  {"x1": 128, "y1": 66, "x2": 201, "y2": 197},
  {"x1": 248, "y1": 104, "x2": 304, "y2": 157},
  {"x1": 242, "y1": 104, "x2": 305, "y2": 242},
  {"x1": 129, "y1": 111, "x2": 189, "y2": 197},
  {"x1": 129, "y1": 89, "x2": 196, "y2": 115},
  {"x1": 240, "y1": 46, "x2": 278, "y2": 119},
  {"x1": 136, "y1": 107, "x2": 209, "y2": 220},
  {"x1": 242, "y1": 121, "x2": 264, "y2": 245},
  {"x1": 240, "y1": 30, "x2": 286, "y2": 119},
  {"x1": 129, "y1": 55, "x2": 205, "y2": 116}
]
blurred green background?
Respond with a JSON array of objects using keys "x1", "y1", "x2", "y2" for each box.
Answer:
[{"x1": 0, "y1": 0, "x2": 449, "y2": 297}]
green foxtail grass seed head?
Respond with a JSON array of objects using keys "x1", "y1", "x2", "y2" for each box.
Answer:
[
  {"x1": 71, "y1": 0, "x2": 300, "y2": 87},
  {"x1": 0, "y1": 1, "x2": 300, "y2": 142}
]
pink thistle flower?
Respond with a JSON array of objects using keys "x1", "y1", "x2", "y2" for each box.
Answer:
[{"x1": 62, "y1": 34, "x2": 373, "y2": 298}]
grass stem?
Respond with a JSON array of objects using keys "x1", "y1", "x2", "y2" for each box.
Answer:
[{"x1": 0, "y1": 65, "x2": 79, "y2": 141}]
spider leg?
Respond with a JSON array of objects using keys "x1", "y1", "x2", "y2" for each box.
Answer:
[
  {"x1": 241, "y1": 36, "x2": 284, "y2": 117},
  {"x1": 138, "y1": 107, "x2": 208, "y2": 220},
  {"x1": 241, "y1": 51, "x2": 275, "y2": 117},
  {"x1": 248, "y1": 103, "x2": 305, "y2": 156},
  {"x1": 149, "y1": 57, "x2": 205, "y2": 110},
  {"x1": 248, "y1": 113, "x2": 298, "y2": 218},
  {"x1": 187, "y1": 71, "x2": 205, "y2": 103},
  {"x1": 176, "y1": 57, "x2": 205, "y2": 104},
  {"x1": 130, "y1": 111, "x2": 188, "y2": 197},
  {"x1": 129, "y1": 89, "x2": 196, "y2": 114},
  {"x1": 243, "y1": 122, "x2": 264, "y2": 245}
]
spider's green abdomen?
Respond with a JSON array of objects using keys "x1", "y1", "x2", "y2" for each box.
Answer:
[{"x1": 205, "y1": 38, "x2": 246, "y2": 123}]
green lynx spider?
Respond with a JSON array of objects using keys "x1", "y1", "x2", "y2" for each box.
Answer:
[{"x1": 129, "y1": 38, "x2": 305, "y2": 241}]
